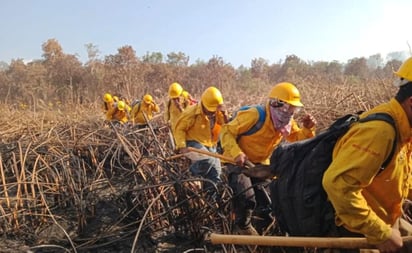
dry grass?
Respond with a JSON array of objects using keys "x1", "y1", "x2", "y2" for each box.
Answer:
[{"x1": 0, "y1": 79, "x2": 400, "y2": 252}]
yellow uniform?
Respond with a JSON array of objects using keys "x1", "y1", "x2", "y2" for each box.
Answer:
[
  {"x1": 131, "y1": 101, "x2": 160, "y2": 125},
  {"x1": 323, "y1": 98, "x2": 412, "y2": 244},
  {"x1": 173, "y1": 103, "x2": 226, "y2": 149},
  {"x1": 164, "y1": 97, "x2": 185, "y2": 129},
  {"x1": 102, "y1": 101, "x2": 114, "y2": 121},
  {"x1": 107, "y1": 103, "x2": 128, "y2": 124},
  {"x1": 221, "y1": 104, "x2": 315, "y2": 164}
]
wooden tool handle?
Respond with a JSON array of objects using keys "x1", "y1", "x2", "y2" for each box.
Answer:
[
  {"x1": 186, "y1": 147, "x2": 256, "y2": 167},
  {"x1": 186, "y1": 147, "x2": 236, "y2": 164},
  {"x1": 208, "y1": 233, "x2": 412, "y2": 249}
]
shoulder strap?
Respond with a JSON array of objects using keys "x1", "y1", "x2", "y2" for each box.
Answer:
[
  {"x1": 359, "y1": 113, "x2": 397, "y2": 170},
  {"x1": 240, "y1": 105, "x2": 266, "y2": 137},
  {"x1": 136, "y1": 101, "x2": 142, "y2": 113}
]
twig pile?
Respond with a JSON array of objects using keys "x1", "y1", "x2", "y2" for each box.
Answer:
[{"x1": 0, "y1": 109, "x2": 234, "y2": 252}]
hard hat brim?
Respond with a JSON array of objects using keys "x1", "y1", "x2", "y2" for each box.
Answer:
[{"x1": 288, "y1": 101, "x2": 304, "y2": 107}]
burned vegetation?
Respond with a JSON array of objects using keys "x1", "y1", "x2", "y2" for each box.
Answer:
[{"x1": 0, "y1": 108, "x2": 271, "y2": 253}]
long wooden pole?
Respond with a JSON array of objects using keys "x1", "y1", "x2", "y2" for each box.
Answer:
[
  {"x1": 186, "y1": 147, "x2": 236, "y2": 163},
  {"x1": 208, "y1": 233, "x2": 412, "y2": 249},
  {"x1": 186, "y1": 147, "x2": 255, "y2": 167}
]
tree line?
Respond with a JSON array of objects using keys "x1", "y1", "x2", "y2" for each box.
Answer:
[{"x1": 0, "y1": 38, "x2": 406, "y2": 108}]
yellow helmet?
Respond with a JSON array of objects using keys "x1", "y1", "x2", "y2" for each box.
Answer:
[
  {"x1": 117, "y1": 101, "x2": 126, "y2": 111},
  {"x1": 168, "y1": 82, "x2": 183, "y2": 98},
  {"x1": 182, "y1": 90, "x2": 189, "y2": 99},
  {"x1": 268, "y1": 82, "x2": 303, "y2": 107},
  {"x1": 201, "y1": 86, "x2": 223, "y2": 112},
  {"x1": 103, "y1": 93, "x2": 113, "y2": 103},
  {"x1": 143, "y1": 94, "x2": 153, "y2": 104},
  {"x1": 394, "y1": 57, "x2": 412, "y2": 81}
]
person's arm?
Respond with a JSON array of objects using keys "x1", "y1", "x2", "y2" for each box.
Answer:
[
  {"x1": 173, "y1": 112, "x2": 193, "y2": 150},
  {"x1": 376, "y1": 228, "x2": 403, "y2": 252},
  {"x1": 220, "y1": 109, "x2": 259, "y2": 160},
  {"x1": 285, "y1": 116, "x2": 316, "y2": 142},
  {"x1": 172, "y1": 97, "x2": 184, "y2": 112},
  {"x1": 322, "y1": 122, "x2": 396, "y2": 244},
  {"x1": 217, "y1": 104, "x2": 230, "y2": 123},
  {"x1": 153, "y1": 103, "x2": 160, "y2": 113}
]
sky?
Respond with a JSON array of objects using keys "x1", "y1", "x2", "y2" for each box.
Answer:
[{"x1": 1, "y1": 0, "x2": 412, "y2": 67}]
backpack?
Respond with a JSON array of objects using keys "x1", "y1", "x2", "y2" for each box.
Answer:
[
  {"x1": 131, "y1": 99, "x2": 142, "y2": 114},
  {"x1": 231, "y1": 105, "x2": 266, "y2": 138},
  {"x1": 269, "y1": 112, "x2": 397, "y2": 237}
]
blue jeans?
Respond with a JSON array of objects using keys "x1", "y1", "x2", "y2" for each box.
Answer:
[{"x1": 186, "y1": 140, "x2": 222, "y2": 193}]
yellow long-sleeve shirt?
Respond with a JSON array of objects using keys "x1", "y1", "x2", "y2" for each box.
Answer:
[
  {"x1": 322, "y1": 98, "x2": 412, "y2": 244},
  {"x1": 164, "y1": 97, "x2": 185, "y2": 130},
  {"x1": 220, "y1": 103, "x2": 315, "y2": 164},
  {"x1": 173, "y1": 104, "x2": 226, "y2": 149},
  {"x1": 107, "y1": 106, "x2": 128, "y2": 124},
  {"x1": 131, "y1": 101, "x2": 160, "y2": 124},
  {"x1": 102, "y1": 101, "x2": 114, "y2": 121}
]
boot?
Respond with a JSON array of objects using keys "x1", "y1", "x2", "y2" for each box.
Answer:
[
  {"x1": 235, "y1": 209, "x2": 259, "y2": 235},
  {"x1": 236, "y1": 224, "x2": 259, "y2": 235}
]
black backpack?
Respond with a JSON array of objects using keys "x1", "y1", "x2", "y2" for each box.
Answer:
[{"x1": 269, "y1": 112, "x2": 397, "y2": 236}]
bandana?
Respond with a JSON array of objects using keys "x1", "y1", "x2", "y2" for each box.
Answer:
[{"x1": 270, "y1": 106, "x2": 292, "y2": 137}]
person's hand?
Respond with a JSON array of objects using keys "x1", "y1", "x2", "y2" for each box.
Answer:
[
  {"x1": 217, "y1": 104, "x2": 230, "y2": 122},
  {"x1": 234, "y1": 153, "x2": 248, "y2": 167},
  {"x1": 301, "y1": 114, "x2": 317, "y2": 129},
  {"x1": 177, "y1": 147, "x2": 190, "y2": 154},
  {"x1": 376, "y1": 228, "x2": 403, "y2": 253}
]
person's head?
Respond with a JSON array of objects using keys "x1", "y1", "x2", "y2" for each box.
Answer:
[
  {"x1": 268, "y1": 82, "x2": 303, "y2": 129},
  {"x1": 394, "y1": 57, "x2": 412, "y2": 126},
  {"x1": 201, "y1": 86, "x2": 223, "y2": 116},
  {"x1": 168, "y1": 82, "x2": 183, "y2": 98},
  {"x1": 103, "y1": 93, "x2": 113, "y2": 103},
  {"x1": 182, "y1": 90, "x2": 190, "y2": 99},
  {"x1": 143, "y1": 94, "x2": 153, "y2": 104},
  {"x1": 117, "y1": 101, "x2": 126, "y2": 111}
]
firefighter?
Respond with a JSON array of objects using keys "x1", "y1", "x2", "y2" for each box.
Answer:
[
  {"x1": 130, "y1": 94, "x2": 160, "y2": 128},
  {"x1": 107, "y1": 100, "x2": 129, "y2": 125},
  {"x1": 174, "y1": 86, "x2": 229, "y2": 197},
  {"x1": 220, "y1": 82, "x2": 316, "y2": 235},
  {"x1": 323, "y1": 57, "x2": 412, "y2": 253},
  {"x1": 102, "y1": 93, "x2": 115, "y2": 121},
  {"x1": 164, "y1": 82, "x2": 186, "y2": 130},
  {"x1": 182, "y1": 90, "x2": 198, "y2": 107}
]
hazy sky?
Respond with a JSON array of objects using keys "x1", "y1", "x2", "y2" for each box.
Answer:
[{"x1": 2, "y1": 0, "x2": 411, "y2": 67}]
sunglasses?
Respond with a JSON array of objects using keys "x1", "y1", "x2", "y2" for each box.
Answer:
[{"x1": 269, "y1": 99, "x2": 301, "y2": 114}]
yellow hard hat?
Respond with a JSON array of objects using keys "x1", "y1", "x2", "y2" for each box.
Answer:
[
  {"x1": 394, "y1": 57, "x2": 412, "y2": 82},
  {"x1": 168, "y1": 82, "x2": 183, "y2": 98},
  {"x1": 201, "y1": 86, "x2": 223, "y2": 112},
  {"x1": 103, "y1": 93, "x2": 113, "y2": 103},
  {"x1": 268, "y1": 82, "x2": 303, "y2": 107},
  {"x1": 143, "y1": 94, "x2": 153, "y2": 104},
  {"x1": 182, "y1": 90, "x2": 189, "y2": 99},
  {"x1": 117, "y1": 101, "x2": 126, "y2": 111}
]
